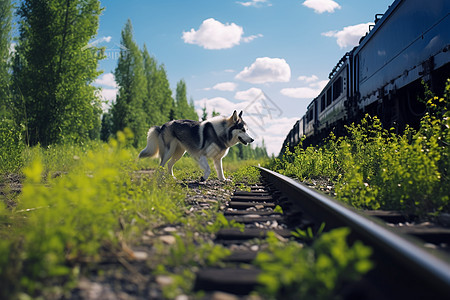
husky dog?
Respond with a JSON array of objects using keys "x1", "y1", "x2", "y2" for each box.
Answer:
[{"x1": 138, "y1": 110, "x2": 254, "y2": 181}]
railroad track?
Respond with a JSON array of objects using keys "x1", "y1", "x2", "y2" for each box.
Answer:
[{"x1": 193, "y1": 167, "x2": 450, "y2": 299}]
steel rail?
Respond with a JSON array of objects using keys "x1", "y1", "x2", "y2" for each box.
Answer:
[{"x1": 259, "y1": 166, "x2": 450, "y2": 299}]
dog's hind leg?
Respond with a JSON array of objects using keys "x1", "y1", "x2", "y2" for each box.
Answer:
[
  {"x1": 167, "y1": 145, "x2": 185, "y2": 178},
  {"x1": 197, "y1": 156, "x2": 211, "y2": 182},
  {"x1": 213, "y1": 158, "x2": 226, "y2": 181},
  {"x1": 159, "y1": 141, "x2": 177, "y2": 168}
]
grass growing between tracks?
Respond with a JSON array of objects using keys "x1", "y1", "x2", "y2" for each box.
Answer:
[
  {"x1": 269, "y1": 81, "x2": 450, "y2": 215},
  {"x1": 255, "y1": 228, "x2": 372, "y2": 300}
]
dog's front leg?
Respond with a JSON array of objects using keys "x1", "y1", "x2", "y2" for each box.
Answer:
[
  {"x1": 197, "y1": 156, "x2": 211, "y2": 181},
  {"x1": 213, "y1": 158, "x2": 226, "y2": 181}
]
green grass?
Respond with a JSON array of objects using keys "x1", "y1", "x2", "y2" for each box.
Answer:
[
  {"x1": 0, "y1": 133, "x2": 188, "y2": 298},
  {"x1": 0, "y1": 130, "x2": 270, "y2": 298}
]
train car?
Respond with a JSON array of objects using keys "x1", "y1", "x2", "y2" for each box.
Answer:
[
  {"x1": 353, "y1": 0, "x2": 450, "y2": 129},
  {"x1": 280, "y1": 0, "x2": 450, "y2": 156},
  {"x1": 289, "y1": 127, "x2": 295, "y2": 145},
  {"x1": 280, "y1": 116, "x2": 305, "y2": 153},
  {"x1": 292, "y1": 120, "x2": 299, "y2": 145},
  {"x1": 298, "y1": 116, "x2": 304, "y2": 142},
  {"x1": 316, "y1": 53, "x2": 351, "y2": 138},
  {"x1": 304, "y1": 99, "x2": 316, "y2": 139}
]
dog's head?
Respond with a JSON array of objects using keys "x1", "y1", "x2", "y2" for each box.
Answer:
[{"x1": 227, "y1": 110, "x2": 254, "y2": 146}]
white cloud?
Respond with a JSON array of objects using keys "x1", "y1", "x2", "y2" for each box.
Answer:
[
  {"x1": 99, "y1": 88, "x2": 118, "y2": 102},
  {"x1": 237, "y1": 0, "x2": 271, "y2": 7},
  {"x1": 183, "y1": 18, "x2": 241, "y2": 50},
  {"x1": 314, "y1": 80, "x2": 329, "y2": 89},
  {"x1": 96, "y1": 88, "x2": 117, "y2": 112},
  {"x1": 281, "y1": 77, "x2": 328, "y2": 99},
  {"x1": 235, "y1": 57, "x2": 291, "y2": 84},
  {"x1": 95, "y1": 73, "x2": 118, "y2": 111},
  {"x1": 298, "y1": 74, "x2": 318, "y2": 83},
  {"x1": 195, "y1": 97, "x2": 247, "y2": 117},
  {"x1": 242, "y1": 33, "x2": 264, "y2": 43},
  {"x1": 235, "y1": 87, "x2": 263, "y2": 101},
  {"x1": 95, "y1": 73, "x2": 117, "y2": 88},
  {"x1": 99, "y1": 36, "x2": 112, "y2": 43},
  {"x1": 322, "y1": 22, "x2": 373, "y2": 49},
  {"x1": 182, "y1": 18, "x2": 262, "y2": 50},
  {"x1": 9, "y1": 43, "x2": 16, "y2": 55},
  {"x1": 302, "y1": 0, "x2": 341, "y2": 14},
  {"x1": 213, "y1": 82, "x2": 238, "y2": 91},
  {"x1": 281, "y1": 87, "x2": 320, "y2": 99}
]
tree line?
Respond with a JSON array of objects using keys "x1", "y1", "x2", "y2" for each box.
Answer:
[
  {"x1": 0, "y1": 0, "x2": 267, "y2": 159},
  {"x1": 101, "y1": 19, "x2": 198, "y2": 147}
]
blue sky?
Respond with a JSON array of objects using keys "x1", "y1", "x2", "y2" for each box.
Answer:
[{"x1": 94, "y1": 0, "x2": 394, "y2": 155}]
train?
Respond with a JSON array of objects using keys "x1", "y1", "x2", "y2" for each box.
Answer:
[{"x1": 281, "y1": 0, "x2": 450, "y2": 153}]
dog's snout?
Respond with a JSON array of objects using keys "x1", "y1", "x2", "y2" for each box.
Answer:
[{"x1": 250, "y1": 138, "x2": 254, "y2": 143}]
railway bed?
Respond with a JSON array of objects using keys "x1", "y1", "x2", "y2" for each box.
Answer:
[
  {"x1": 70, "y1": 168, "x2": 450, "y2": 299},
  {"x1": 193, "y1": 167, "x2": 450, "y2": 299}
]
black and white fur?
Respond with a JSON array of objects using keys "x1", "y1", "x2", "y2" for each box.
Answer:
[{"x1": 138, "y1": 110, "x2": 254, "y2": 181}]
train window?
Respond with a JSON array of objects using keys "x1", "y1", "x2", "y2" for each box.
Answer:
[
  {"x1": 306, "y1": 109, "x2": 313, "y2": 123},
  {"x1": 333, "y1": 77, "x2": 342, "y2": 101},
  {"x1": 320, "y1": 95, "x2": 325, "y2": 112},
  {"x1": 326, "y1": 88, "x2": 332, "y2": 106}
]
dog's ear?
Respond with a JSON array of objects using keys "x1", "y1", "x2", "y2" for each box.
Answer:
[
  {"x1": 238, "y1": 111, "x2": 243, "y2": 118},
  {"x1": 232, "y1": 110, "x2": 238, "y2": 122}
]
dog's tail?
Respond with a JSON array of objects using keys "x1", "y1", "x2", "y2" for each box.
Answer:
[{"x1": 138, "y1": 126, "x2": 161, "y2": 158}]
